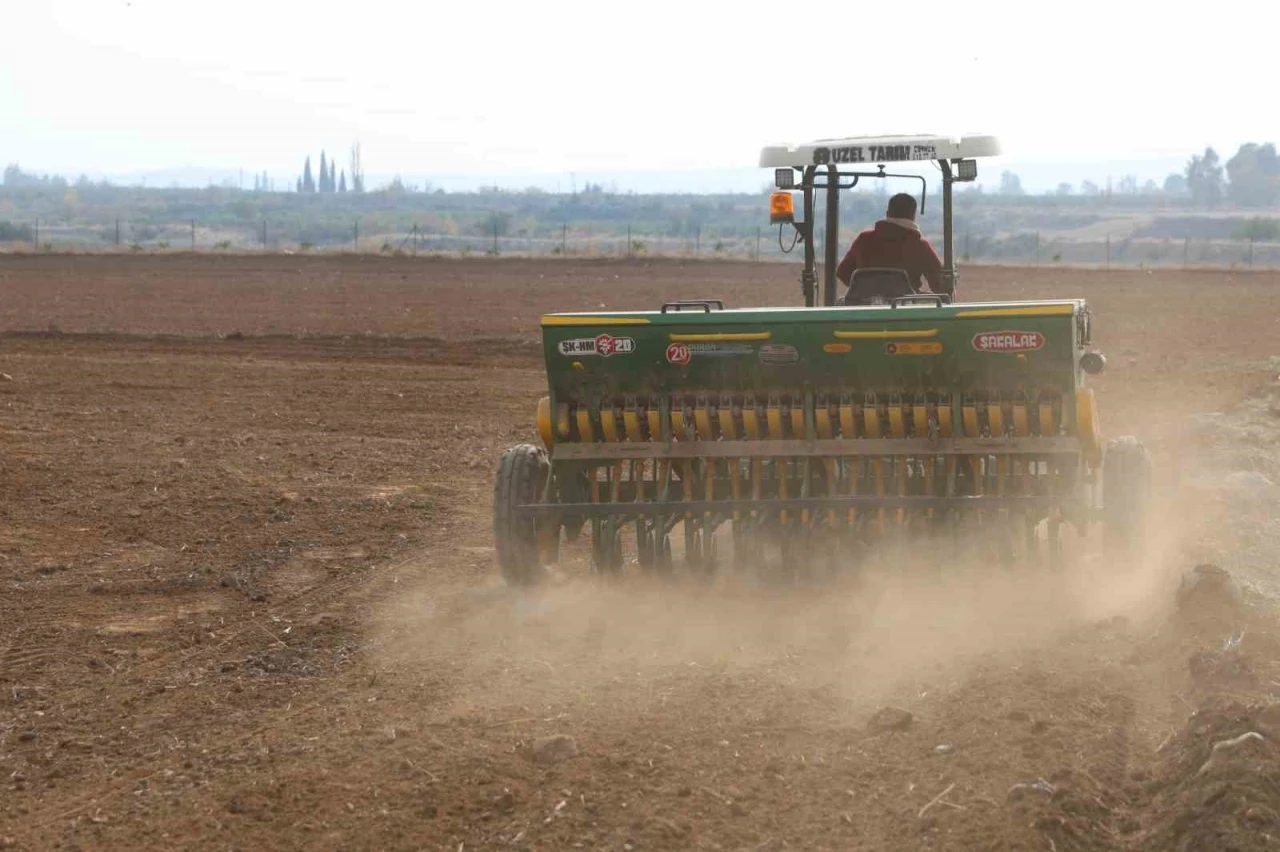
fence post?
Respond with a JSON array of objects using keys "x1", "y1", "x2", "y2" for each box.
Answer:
[
  {"x1": 115, "y1": 219, "x2": 120, "y2": 248},
  {"x1": 1248, "y1": 236, "x2": 1254, "y2": 267},
  {"x1": 492, "y1": 217, "x2": 499, "y2": 256},
  {"x1": 695, "y1": 226, "x2": 700, "y2": 257},
  {"x1": 191, "y1": 220, "x2": 195, "y2": 251},
  {"x1": 34, "y1": 218, "x2": 39, "y2": 252},
  {"x1": 1183, "y1": 238, "x2": 1188, "y2": 269},
  {"x1": 262, "y1": 220, "x2": 267, "y2": 251},
  {"x1": 1035, "y1": 231, "x2": 1040, "y2": 266},
  {"x1": 627, "y1": 224, "x2": 631, "y2": 259},
  {"x1": 353, "y1": 220, "x2": 358, "y2": 252},
  {"x1": 1105, "y1": 234, "x2": 1110, "y2": 269},
  {"x1": 561, "y1": 224, "x2": 566, "y2": 255}
]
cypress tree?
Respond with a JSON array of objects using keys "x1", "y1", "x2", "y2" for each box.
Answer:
[{"x1": 302, "y1": 156, "x2": 315, "y2": 193}]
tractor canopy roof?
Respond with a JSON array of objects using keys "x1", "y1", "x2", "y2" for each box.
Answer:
[{"x1": 759, "y1": 134, "x2": 1000, "y2": 168}]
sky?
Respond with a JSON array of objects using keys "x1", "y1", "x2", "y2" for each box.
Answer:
[{"x1": 3, "y1": 0, "x2": 1276, "y2": 192}]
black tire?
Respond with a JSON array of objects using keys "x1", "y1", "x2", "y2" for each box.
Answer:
[
  {"x1": 493, "y1": 444, "x2": 550, "y2": 586},
  {"x1": 1103, "y1": 436, "x2": 1151, "y2": 555}
]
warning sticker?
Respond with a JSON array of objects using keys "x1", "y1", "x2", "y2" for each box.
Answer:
[
  {"x1": 972, "y1": 331, "x2": 1045, "y2": 353},
  {"x1": 758, "y1": 344, "x2": 800, "y2": 366},
  {"x1": 886, "y1": 342, "x2": 942, "y2": 356},
  {"x1": 558, "y1": 334, "x2": 636, "y2": 357},
  {"x1": 823, "y1": 342, "x2": 853, "y2": 354},
  {"x1": 665, "y1": 342, "x2": 692, "y2": 365}
]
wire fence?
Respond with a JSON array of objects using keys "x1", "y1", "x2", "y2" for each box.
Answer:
[{"x1": 3, "y1": 218, "x2": 1280, "y2": 270}]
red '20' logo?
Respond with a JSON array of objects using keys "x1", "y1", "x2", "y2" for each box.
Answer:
[{"x1": 666, "y1": 343, "x2": 691, "y2": 365}]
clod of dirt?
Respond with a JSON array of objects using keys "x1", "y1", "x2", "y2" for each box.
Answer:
[
  {"x1": 933, "y1": 744, "x2": 954, "y2": 755},
  {"x1": 866, "y1": 707, "x2": 913, "y2": 733},
  {"x1": 493, "y1": 790, "x2": 517, "y2": 812},
  {"x1": 1188, "y1": 649, "x2": 1258, "y2": 690},
  {"x1": 1006, "y1": 710, "x2": 1031, "y2": 723},
  {"x1": 1176, "y1": 564, "x2": 1242, "y2": 627},
  {"x1": 1, "y1": 836, "x2": 15, "y2": 849},
  {"x1": 0, "y1": 373, "x2": 12, "y2": 382},
  {"x1": 531, "y1": 734, "x2": 579, "y2": 765}
]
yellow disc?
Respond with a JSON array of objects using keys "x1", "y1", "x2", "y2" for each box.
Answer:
[
  {"x1": 839, "y1": 404, "x2": 856, "y2": 438},
  {"x1": 536, "y1": 396, "x2": 555, "y2": 448},
  {"x1": 815, "y1": 408, "x2": 833, "y2": 439},
  {"x1": 719, "y1": 408, "x2": 737, "y2": 439},
  {"x1": 1039, "y1": 402, "x2": 1056, "y2": 436},
  {"x1": 863, "y1": 406, "x2": 881, "y2": 439},
  {"x1": 962, "y1": 405, "x2": 980, "y2": 438},
  {"x1": 988, "y1": 403, "x2": 1005, "y2": 437},
  {"x1": 888, "y1": 406, "x2": 905, "y2": 439},
  {"x1": 646, "y1": 409, "x2": 662, "y2": 442},
  {"x1": 623, "y1": 410, "x2": 642, "y2": 442},
  {"x1": 912, "y1": 405, "x2": 928, "y2": 437},
  {"x1": 790, "y1": 404, "x2": 806, "y2": 438},
  {"x1": 937, "y1": 407, "x2": 953, "y2": 438},
  {"x1": 1012, "y1": 404, "x2": 1030, "y2": 437},
  {"x1": 576, "y1": 408, "x2": 595, "y2": 442},
  {"x1": 1076, "y1": 388, "x2": 1102, "y2": 464},
  {"x1": 670, "y1": 410, "x2": 687, "y2": 439},
  {"x1": 600, "y1": 409, "x2": 620, "y2": 442},
  {"x1": 743, "y1": 407, "x2": 761, "y2": 439},
  {"x1": 767, "y1": 405, "x2": 785, "y2": 438},
  {"x1": 694, "y1": 407, "x2": 714, "y2": 440}
]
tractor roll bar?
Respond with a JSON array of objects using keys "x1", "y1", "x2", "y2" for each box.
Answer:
[{"x1": 789, "y1": 161, "x2": 956, "y2": 307}]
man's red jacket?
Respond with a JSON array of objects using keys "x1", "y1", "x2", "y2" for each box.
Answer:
[{"x1": 835, "y1": 219, "x2": 948, "y2": 296}]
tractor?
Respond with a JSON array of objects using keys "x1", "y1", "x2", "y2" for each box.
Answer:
[{"x1": 493, "y1": 134, "x2": 1150, "y2": 583}]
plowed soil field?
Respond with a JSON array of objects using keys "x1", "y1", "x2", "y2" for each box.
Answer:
[{"x1": 2, "y1": 254, "x2": 1280, "y2": 851}]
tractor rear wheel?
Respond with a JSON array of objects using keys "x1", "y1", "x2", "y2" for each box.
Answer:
[
  {"x1": 1102, "y1": 436, "x2": 1151, "y2": 558},
  {"x1": 493, "y1": 444, "x2": 551, "y2": 586}
]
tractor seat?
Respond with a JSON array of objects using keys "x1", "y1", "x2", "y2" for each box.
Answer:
[{"x1": 840, "y1": 268, "x2": 915, "y2": 306}]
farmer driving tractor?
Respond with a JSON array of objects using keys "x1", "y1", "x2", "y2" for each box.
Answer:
[{"x1": 836, "y1": 192, "x2": 948, "y2": 300}]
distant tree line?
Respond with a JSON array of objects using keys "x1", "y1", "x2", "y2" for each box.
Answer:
[
  {"x1": 2, "y1": 139, "x2": 1280, "y2": 213},
  {"x1": 293, "y1": 142, "x2": 365, "y2": 195},
  {"x1": 1178, "y1": 143, "x2": 1280, "y2": 208}
]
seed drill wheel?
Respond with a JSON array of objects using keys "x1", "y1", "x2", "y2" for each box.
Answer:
[
  {"x1": 1102, "y1": 436, "x2": 1151, "y2": 558},
  {"x1": 493, "y1": 444, "x2": 553, "y2": 586}
]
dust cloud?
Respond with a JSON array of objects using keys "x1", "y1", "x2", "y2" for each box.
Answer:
[{"x1": 376, "y1": 500, "x2": 1194, "y2": 723}]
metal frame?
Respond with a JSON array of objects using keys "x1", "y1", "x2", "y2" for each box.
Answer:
[
  {"x1": 551, "y1": 436, "x2": 1082, "y2": 461},
  {"x1": 519, "y1": 496, "x2": 1086, "y2": 518}
]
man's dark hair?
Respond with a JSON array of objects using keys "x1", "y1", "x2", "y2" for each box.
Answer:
[{"x1": 886, "y1": 193, "x2": 918, "y2": 220}]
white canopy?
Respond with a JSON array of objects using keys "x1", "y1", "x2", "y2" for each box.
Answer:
[{"x1": 759, "y1": 134, "x2": 1000, "y2": 168}]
